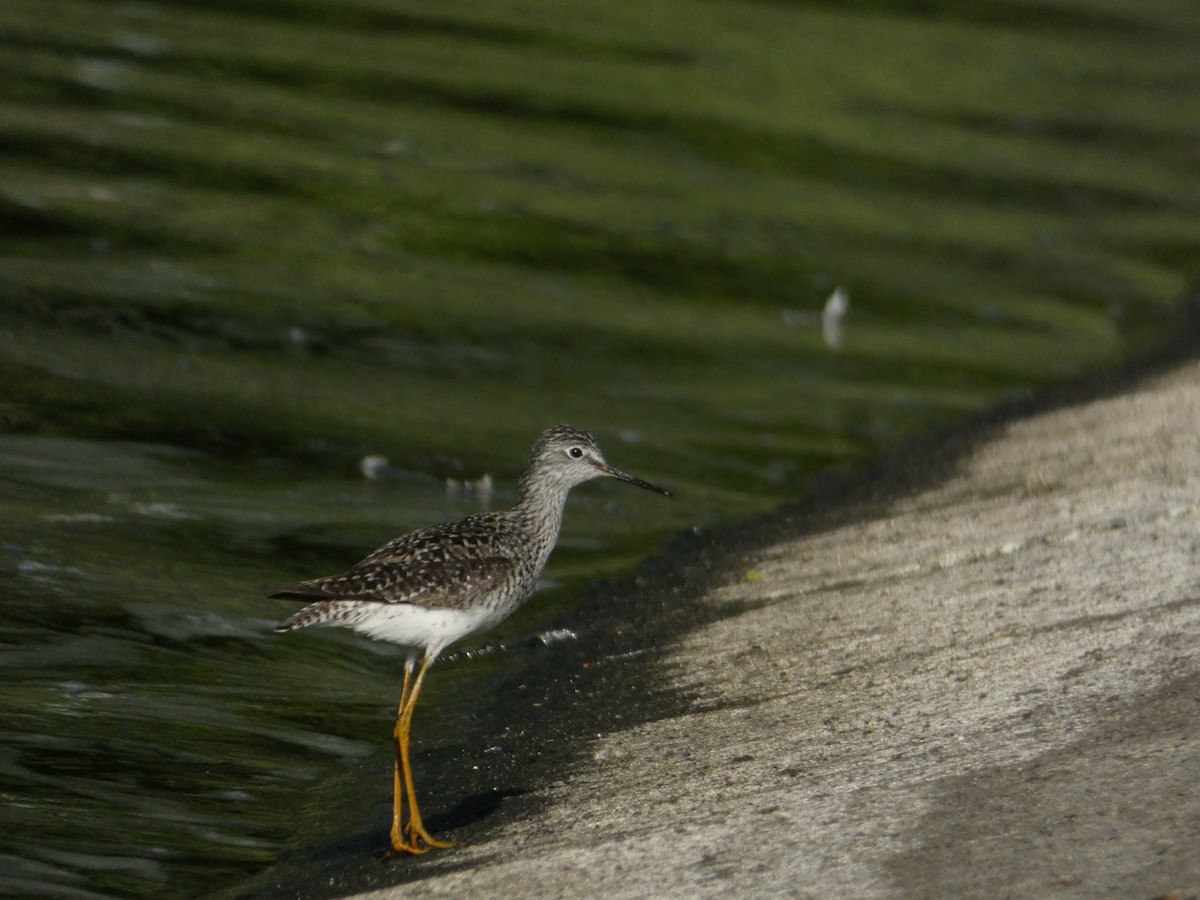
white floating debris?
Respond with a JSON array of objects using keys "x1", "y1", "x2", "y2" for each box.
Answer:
[
  {"x1": 454, "y1": 642, "x2": 505, "y2": 661},
  {"x1": 822, "y1": 287, "x2": 849, "y2": 350},
  {"x1": 130, "y1": 501, "x2": 200, "y2": 520},
  {"x1": 58, "y1": 681, "x2": 113, "y2": 701},
  {"x1": 537, "y1": 628, "x2": 578, "y2": 646},
  {"x1": 360, "y1": 454, "x2": 394, "y2": 480},
  {"x1": 18, "y1": 559, "x2": 90, "y2": 579}
]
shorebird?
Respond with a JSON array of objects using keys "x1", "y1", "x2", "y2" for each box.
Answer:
[{"x1": 271, "y1": 425, "x2": 670, "y2": 853}]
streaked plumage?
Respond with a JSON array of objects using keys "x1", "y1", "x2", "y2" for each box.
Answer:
[{"x1": 271, "y1": 424, "x2": 670, "y2": 854}]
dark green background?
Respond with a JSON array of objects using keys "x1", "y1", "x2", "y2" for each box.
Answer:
[{"x1": 0, "y1": 0, "x2": 1197, "y2": 896}]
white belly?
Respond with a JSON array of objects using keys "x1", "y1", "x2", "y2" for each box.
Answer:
[{"x1": 345, "y1": 601, "x2": 506, "y2": 661}]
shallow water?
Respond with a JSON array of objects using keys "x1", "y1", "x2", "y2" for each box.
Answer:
[{"x1": 1, "y1": 0, "x2": 1198, "y2": 896}]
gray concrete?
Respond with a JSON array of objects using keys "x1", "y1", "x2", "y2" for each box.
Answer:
[{"x1": 345, "y1": 361, "x2": 1200, "y2": 899}]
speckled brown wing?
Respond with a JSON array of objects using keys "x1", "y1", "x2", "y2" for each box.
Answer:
[
  {"x1": 354, "y1": 512, "x2": 523, "y2": 569},
  {"x1": 269, "y1": 512, "x2": 527, "y2": 631},
  {"x1": 270, "y1": 555, "x2": 513, "y2": 631},
  {"x1": 278, "y1": 553, "x2": 512, "y2": 607}
]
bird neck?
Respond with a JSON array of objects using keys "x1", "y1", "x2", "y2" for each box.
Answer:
[{"x1": 514, "y1": 469, "x2": 572, "y2": 534}]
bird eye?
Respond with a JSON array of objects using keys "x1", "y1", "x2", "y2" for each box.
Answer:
[{"x1": 568, "y1": 446, "x2": 584, "y2": 459}]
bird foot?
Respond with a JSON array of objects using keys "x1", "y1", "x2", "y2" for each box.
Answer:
[{"x1": 389, "y1": 822, "x2": 452, "y2": 855}]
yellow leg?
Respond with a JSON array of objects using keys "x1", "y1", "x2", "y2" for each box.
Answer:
[
  {"x1": 390, "y1": 657, "x2": 418, "y2": 853},
  {"x1": 390, "y1": 654, "x2": 452, "y2": 854}
]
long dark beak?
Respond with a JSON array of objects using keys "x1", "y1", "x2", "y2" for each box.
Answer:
[{"x1": 601, "y1": 464, "x2": 672, "y2": 497}]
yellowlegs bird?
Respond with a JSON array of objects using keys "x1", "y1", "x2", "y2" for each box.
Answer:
[{"x1": 271, "y1": 425, "x2": 670, "y2": 854}]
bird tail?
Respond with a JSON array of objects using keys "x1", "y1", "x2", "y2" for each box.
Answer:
[{"x1": 267, "y1": 584, "x2": 345, "y2": 633}]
